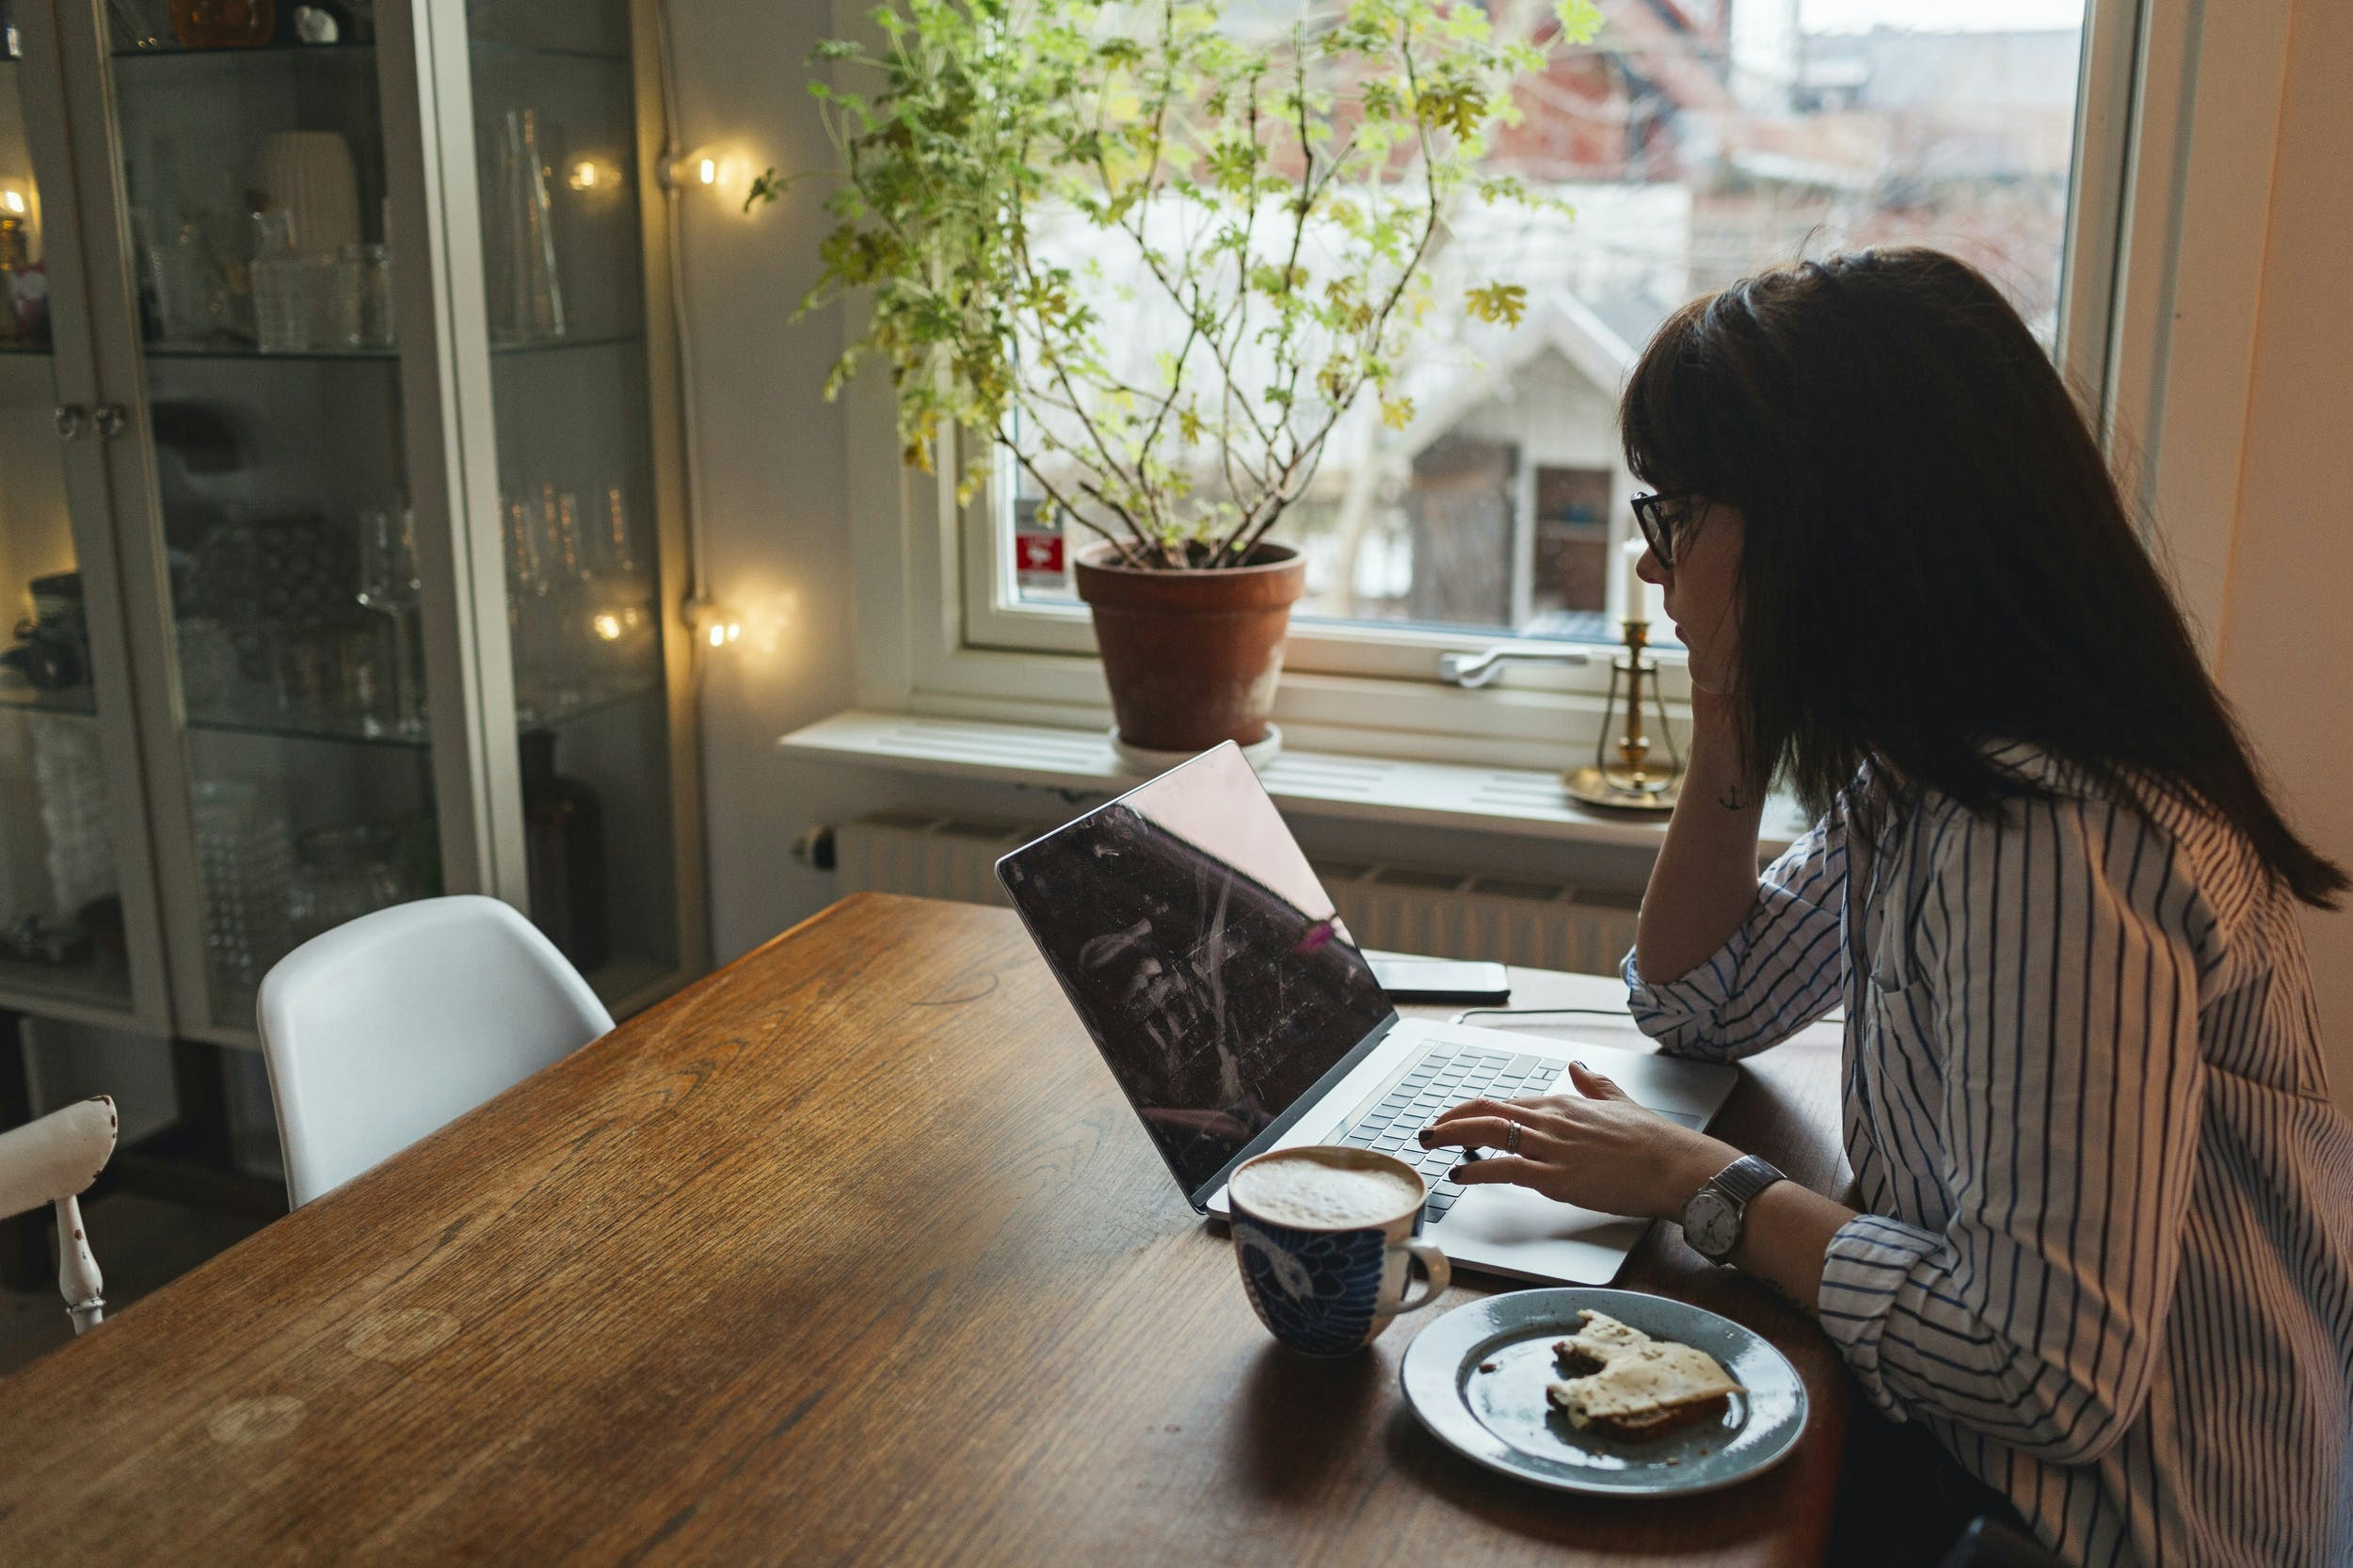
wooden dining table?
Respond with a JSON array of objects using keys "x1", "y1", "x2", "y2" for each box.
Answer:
[{"x1": 0, "y1": 893, "x2": 1852, "y2": 1565}]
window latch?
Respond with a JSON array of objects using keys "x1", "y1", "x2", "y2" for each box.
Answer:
[{"x1": 1438, "y1": 646, "x2": 1592, "y2": 689}]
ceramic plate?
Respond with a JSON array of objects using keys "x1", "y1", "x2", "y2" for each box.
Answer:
[{"x1": 1400, "y1": 1287, "x2": 1807, "y2": 1496}]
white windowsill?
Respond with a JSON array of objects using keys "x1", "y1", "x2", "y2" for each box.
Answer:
[{"x1": 777, "y1": 710, "x2": 1812, "y2": 853}]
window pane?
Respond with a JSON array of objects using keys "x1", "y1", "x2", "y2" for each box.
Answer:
[{"x1": 1002, "y1": 0, "x2": 2087, "y2": 644}]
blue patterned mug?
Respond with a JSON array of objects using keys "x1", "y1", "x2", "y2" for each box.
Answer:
[{"x1": 1227, "y1": 1146, "x2": 1451, "y2": 1356}]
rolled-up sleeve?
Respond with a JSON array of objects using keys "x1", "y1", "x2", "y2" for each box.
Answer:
[
  {"x1": 1623, "y1": 813, "x2": 1847, "y2": 1062},
  {"x1": 1816, "y1": 794, "x2": 2208, "y2": 1466}
]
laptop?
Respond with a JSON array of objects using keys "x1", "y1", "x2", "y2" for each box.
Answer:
[{"x1": 994, "y1": 742, "x2": 1739, "y2": 1285}]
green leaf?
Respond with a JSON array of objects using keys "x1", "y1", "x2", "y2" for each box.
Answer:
[
  {"x1": 1552, "y1": 0, "x2": 1603, "y2": 46},
  {"x1": 1465, "y1": 281, "x2": 1529, "y2": 327}
]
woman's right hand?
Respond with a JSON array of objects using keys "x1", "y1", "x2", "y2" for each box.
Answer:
[{"x1": 1632, "y1": 684, "x2": 1768, "y2": 984}]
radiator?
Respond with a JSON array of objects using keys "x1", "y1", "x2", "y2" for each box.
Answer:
[{"x1": 828, "y1": 812, "x2": 1641, "y2": 976}]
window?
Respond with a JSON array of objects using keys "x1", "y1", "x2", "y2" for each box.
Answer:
[{"x1": 968, "y1": 0, "x2": 2092, "y2": 682}]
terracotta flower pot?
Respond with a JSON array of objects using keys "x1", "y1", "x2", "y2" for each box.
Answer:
[{"x1": 1074, "y1": 542, "x2": 1306, "y2": 754}]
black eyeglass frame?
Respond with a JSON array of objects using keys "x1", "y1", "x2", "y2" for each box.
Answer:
[{"x1": 1631, "y1": 489, "x2": 1705, "y2": 569}]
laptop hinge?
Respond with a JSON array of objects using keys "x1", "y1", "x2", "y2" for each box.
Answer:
[{"x1": 1185, "y1": 1011, "x2": 1401, "y2": 1212}]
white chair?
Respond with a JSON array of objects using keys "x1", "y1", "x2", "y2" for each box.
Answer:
[
  {"x1": 256, "y1": 895, "x2": 613, "y2": 1208},
  {"x1": 0, "y1": 1096, "x2": 118, "y2": 1334}
]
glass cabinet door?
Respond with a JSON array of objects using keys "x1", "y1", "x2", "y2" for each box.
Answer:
[
  {"x1": 86, "y1": 0, "x2": 442, "y2": 1035},
  {"x1": 0, "y1": 6, "x2": 169, "y2": 1028},
  {"x1": 463, "y1": 0, "x2": 691, "y2": 1007}
]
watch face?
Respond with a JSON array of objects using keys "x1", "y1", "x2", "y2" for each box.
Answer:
[{"x1": 1685, "y1": 1190, "x2": 1739, "y2": 1257}]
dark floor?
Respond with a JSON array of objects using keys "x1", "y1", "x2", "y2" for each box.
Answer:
[{"x1": 0, "y1": 1193, "x2": 274, "y2": 1377}]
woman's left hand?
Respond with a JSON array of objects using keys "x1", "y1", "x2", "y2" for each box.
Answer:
[{"x1": 1419, "y1": 1062, "x2": 1741, "y2": 1222}]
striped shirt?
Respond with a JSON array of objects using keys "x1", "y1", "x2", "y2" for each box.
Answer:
[{"x1": 1625, "y1": 744, "x2": 2353, "y2": 1567}]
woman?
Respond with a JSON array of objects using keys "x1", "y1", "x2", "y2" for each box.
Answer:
[{"x1": 1421, "y1": 248, "x2": 2353, "y2": 1568}]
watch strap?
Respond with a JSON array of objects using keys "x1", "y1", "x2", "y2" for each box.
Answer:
[{"x1": 1705, "y1": 1154, "x2": 1785, "y2": 1209}]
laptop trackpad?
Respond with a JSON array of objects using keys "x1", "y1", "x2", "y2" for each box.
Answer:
[{"x1": 1438, "y1": 1184, "x2": 1649, "y2": 1286}]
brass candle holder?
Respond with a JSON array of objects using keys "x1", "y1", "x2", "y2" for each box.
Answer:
[{"x1": 1562, "y1": 617, "x2": 1684, "y2": 811}]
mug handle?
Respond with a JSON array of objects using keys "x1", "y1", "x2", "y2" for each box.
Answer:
[{"x1": 1389, "y1": 1239, "x2": 1451, "y2": 1314}]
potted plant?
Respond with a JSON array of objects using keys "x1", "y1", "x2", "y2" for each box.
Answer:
[{"x1": 757, "y1": 0, "x2": 1595, "y2": 757}]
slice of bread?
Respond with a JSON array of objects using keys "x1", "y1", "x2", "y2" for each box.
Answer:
[
  {"x1": 1579, "y1": 1391, "x2": 1732, "y2": 1441},
  {"x1": 1545, "y1": 1309, "x2": 1743, "y2": 1441},
  {"x1": 1552, "y1": 1308, "x2": 1654, "y2": 1375}
]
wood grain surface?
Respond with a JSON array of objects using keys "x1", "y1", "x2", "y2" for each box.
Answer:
[{"x1": 0, "y1": 894, "x2": 1850, "y2": 1566}]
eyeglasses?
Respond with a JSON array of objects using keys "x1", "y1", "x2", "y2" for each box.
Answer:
[{"x1": 1631, "y1": 490, "x2": 1705, "y2": 569}]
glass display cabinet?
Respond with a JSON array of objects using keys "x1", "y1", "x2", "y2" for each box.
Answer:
[
  {"x1": 0, "y1": 0, "x2": 705, "y2": 1048},
  {"x1": 0, "y1": 11, "x2": 174, "y2": 1033}
]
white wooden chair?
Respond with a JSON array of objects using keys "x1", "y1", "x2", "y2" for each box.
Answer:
[
  {"x1": 255, "y1": 895, "x2": 614, "y2": 1208},
  {"x1": 0, "y1": 1096, "x2": 119, "y2": 1334}
]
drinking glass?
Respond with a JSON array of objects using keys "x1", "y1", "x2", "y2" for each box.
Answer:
[
  {"x1": 342, "y1": 241, "x2": 393, "y2": 347},
  {"x1": 356, "y1": 504, "x2": 422, "y2": 732},
  {"x1": 290, "y1": 823, "x2": 407, "y2": 942},
  {"x1": 191, "y1": 780, "x2": 295, "y2": 992},
  {"x1": 251, "y1": 211, "x2": 304, "y2": 353}
]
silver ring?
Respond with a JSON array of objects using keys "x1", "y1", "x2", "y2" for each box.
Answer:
[{"x1": 1505, "y1": 1120, "x2": 1522, "y2": 1155}]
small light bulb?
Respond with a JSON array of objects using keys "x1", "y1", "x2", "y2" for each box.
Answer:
[
  {"x1": 591, "y1": 612, "x2": 622, "y2": 641},
  {"x1": 708, "y1": 622, "x2": 726, "y2": 648},
  {"x1": 0, "y1": 189, "x2": 24, "y2": 216},
  {"x1": 697, "y1": 157, "x2": 717, "y2": 186},
  {"x1": 568, "y1": 160, "x2": 600, "y2": 191},
  {"x1": 724, "y1": 622, "x2": 742, "y2": 643}
]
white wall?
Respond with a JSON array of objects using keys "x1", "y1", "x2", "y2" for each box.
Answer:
[
  {"x1": 664, "y1": 0, "x2": 898, "y2": 961},
  {"x1": 2216, "y1": 0, "x2": 2353, "y2": 1110}
]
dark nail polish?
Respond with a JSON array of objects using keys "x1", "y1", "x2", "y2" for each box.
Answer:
[
  {"x1": 1417, "y1": 1128, "x2": 1433, "y2": 1146},
  {"x1": 1450, "y1": 1164, "x2": 1469, "y2": 1179}
]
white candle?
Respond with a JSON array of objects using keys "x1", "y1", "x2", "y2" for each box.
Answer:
[{"x1": 1621, "y1": 536, "x2": 1660, "y2": 625}]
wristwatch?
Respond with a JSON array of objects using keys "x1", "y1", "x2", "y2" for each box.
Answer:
[{"x1": 1681, "y1": 1155, "x2": 1786, "y2": 1262}]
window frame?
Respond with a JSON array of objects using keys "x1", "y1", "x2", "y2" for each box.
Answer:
[{"x1": 839, "y1": 0, "x2": 2292, "y2": 765}]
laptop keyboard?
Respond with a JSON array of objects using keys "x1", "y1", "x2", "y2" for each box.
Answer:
[{"x1": 1335, "y1": 1047, "x2": 1562, "y2": 1223}]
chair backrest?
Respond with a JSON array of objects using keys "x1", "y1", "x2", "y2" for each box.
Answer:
[
  {"x1": 256, "y1": 895, "x2": 614, "y2": 1208},
  {"x1": 0, "y1": 1096, "x2": 118, "y2": 1333}
]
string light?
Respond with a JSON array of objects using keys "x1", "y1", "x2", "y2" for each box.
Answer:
[
  {"x1": 654, "y1": 148, "x2": 749, "y2": 200},
  {"x1": 0, "y1": 189, "x2": 25, "y2": 216}
]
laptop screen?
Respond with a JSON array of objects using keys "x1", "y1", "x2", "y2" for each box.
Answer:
[{"x1": 998, "y1": 745, "x2": 1395, "y2": 1198}]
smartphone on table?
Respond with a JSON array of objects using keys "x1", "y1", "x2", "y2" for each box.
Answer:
[{"x1": 1368, "y1": 955, "x2": 1512, "y2": 1005}]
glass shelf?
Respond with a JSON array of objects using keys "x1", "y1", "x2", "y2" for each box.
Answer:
[
  {"x1": 184, "y1": 707, "x2": 432, "y2": 750},
  {"x1": 490, "y1": 332, "x2": 642, "y2": 357},
  {"x1": 0, "y1": 682, "x2": 99, "y2": 717},
  {"x1": 170, "y1": 679, "x2": 664, "y2": 750},
  {"x1": 110, "y1": 40, "x2": 378, "y2": 61},
  {"x1": 0, "y1": 948, "x2": 136, "y2": 1014},
  {"x1": 109, "y1": 39, "x2": 624, "y2": 65},
  {"x1": 137, "y1": 332, "x2": 640, "y2": 363},
  {"x1": 145, "y1": 341, "x2": 398, "y2": 362},
  {"x1": 474, "y1": 40, "x2": 628, "y2": 65}
]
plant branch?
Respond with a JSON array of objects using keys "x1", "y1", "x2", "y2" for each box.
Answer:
[
  {"x1": 782, "y1": 0, "x2": 1566, "y2": 569},
  {"x1": 999, "y1": 417, "x2": 1146, "y2": 568}
]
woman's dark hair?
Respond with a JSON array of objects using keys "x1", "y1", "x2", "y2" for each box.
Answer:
[{"x1": 1622, "y1": 246, "x2": 2345, "y2": 908}]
